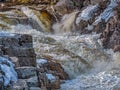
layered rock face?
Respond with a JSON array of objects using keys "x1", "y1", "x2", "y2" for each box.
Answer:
[
  {"x1": 100, "y1": 7, "x2": 120, "y2": 52},
  {"x1": 0, "y1": 0, "x2": 120, "y2": 90},
  {"x1": 0, "y1": 34, "x2": 36, "y2": 90},
  {"x1": 0, "y1": 34, "x2": 36, "y2": 66},
  {"x1": 0, "y1": 34, "x2": 68, "y2": 90}
]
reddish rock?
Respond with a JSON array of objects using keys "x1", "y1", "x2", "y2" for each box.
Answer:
[
  {"x1": 100, "y1": 9, "x2": 120, "y2": 52},
  {"x1": 45, "y1": 61, "x2": 68, "y2": 80},
  {"x1": 37, "y1": 59, "x2": 68, "y2": 80}
]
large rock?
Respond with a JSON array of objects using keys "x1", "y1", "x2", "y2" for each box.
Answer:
[
  {"x1": 54, "y1": 0, "x2": 89, "y2": 15},
  {"x1": 45, "y1": 61, "x2": 68, "y2": 80},
  {"x1": 100, "y1": 8, "x2": 120, "y2": 52},
  {"x1": 37, "y1": 59, "x2": 68, "y2": 80},
  {"x1": 0, "y1": 34, "x2": 36, "y2": 66}
]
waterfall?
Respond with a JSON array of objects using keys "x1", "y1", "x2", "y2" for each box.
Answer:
[{"x1": 0, "y1": 0, "x2": 120, "y2": 89}]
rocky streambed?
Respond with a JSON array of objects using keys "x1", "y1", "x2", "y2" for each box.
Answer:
[
  {"x1": 0, "y1": 33, "x2": 68, "y2": 90},
  {"x1": 0, "y1": 0, "x2": 120, "y2": 90}
]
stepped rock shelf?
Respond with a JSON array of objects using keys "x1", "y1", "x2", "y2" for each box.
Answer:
[
  {"x1": 0, "y1": 0, "x2": 120, "y2": 90},
  {"x1": 0, "y1": 33, "x2": 68, "y2": 90}
]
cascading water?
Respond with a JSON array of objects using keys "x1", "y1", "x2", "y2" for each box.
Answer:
[
  {"x1": 0, "y1": 0, "x2": 120, "y2": 89},
  {"x1": 0, "y1": 56, "x2": 17, "y2": 86}
]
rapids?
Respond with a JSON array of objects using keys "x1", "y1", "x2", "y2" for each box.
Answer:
[{"x1": 0, "y1": 0, "x2": 120, "y2": 89}]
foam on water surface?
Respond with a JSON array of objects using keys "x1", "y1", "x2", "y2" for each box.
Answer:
[
  {"x1": 0, "y1": 57, "x2": 17, "y2": 86},
  {"x1": 0, "y1": 2, "x2": 119, "y2": 89}
]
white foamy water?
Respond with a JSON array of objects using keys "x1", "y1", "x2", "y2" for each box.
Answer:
[
  {"x1": 61, "y1": 71, "x2": 120, "y2": 90},
  {"x1": 93, "y1": 0, "x2": 120, "y2": 25},
  {"x1": 21, "y1": 7, "x2": 46, "y2": 32},
  {"x1": 76, "y1": 5, "x2": 98, "y2": 24},
  {"x1": 2, "y1": 23, "x2": 120, "y2": 89},
  {"x1": 1, "y1": 22, "x2": 120, "y2": 90},
  {"x1": 53, "y1": 11, "x2": 78, "y2": 33},
  {"x1": 0, "y1": 1, "x2": 120, "y2": 89},
  {"x1": 0, "y1": 57, "x2": 18, "y2": 86}
]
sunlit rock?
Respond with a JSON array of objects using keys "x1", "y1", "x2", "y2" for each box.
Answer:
[
  {"x1": 21, "y1": 7, "x2": 53, "y2": 33},
  {"x1": 0, "y1": 10, "x2": 28, "y2": 31}
]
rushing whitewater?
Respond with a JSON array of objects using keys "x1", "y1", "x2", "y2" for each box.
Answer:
[
  {"x1": 0, "y1": 0, "x2": 120, "y2": 89},
  {"x1": 7, "y1": 24, "x2": 120, "y2": 90},
  {"x1": 0, "y1": 56, "x2": 17, "y2": 86}
]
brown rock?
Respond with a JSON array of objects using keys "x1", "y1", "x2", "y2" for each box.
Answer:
[
  {"x1": 38, "y1": 73, "x2": 60, "y2": 90},
  {"x1": 100, "y1": 9, "x2": 120, "y2": 51},
  {"x1": 37, "y1": 59, "x2": 68, "y2": 80},
  {"x1": 45, "y1": 61, "x2": 68, "y2": 80},
  {"x1": 48, "y1": 75, "x2": 60, "y2": 89},
  {"x1": 54, "y1": 0, "x2": 85, "y2": 15},
  {"x1": 114, "y1": 45, "x2": 120, "y2": 52}
]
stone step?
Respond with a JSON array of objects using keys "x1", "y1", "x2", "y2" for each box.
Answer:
[{"x1": 15, "y1": 66, "x2": 37, "y2": 79}]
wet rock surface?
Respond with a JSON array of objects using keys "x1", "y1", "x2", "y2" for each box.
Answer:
[
  {"x1": 100, "y1": 8, "x2": 120, "y2": 52},
  {"x1": 0, "y1": 34, "x2": 36, "y2": 66},
  {"x1": 0, "y1": 33, "x2": 67, "y2": 89},
  {"x1": 37, "y1": 59, "x2": 68, "y2": 80},
  {"x1": 0, "y1": 0, "x2": 120, "y2": 90}
]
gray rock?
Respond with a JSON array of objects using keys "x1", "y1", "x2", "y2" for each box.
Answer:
[
  {"x1": 30, "y1": 87, "x2": 41, "y2": 90},
  {"x1": 0, "y1": 74, "x2": 4, "y2": 90},
  {"x1": 0, "y1": 34, "x2": 36, "y2": 66},
  {"x1": 15, "y1": 67, "x2": 37, "y2": 79},
  {"x1": 10, "y1": 57, "x2": 20, "y2": 67},
  {"x1": 27, "y1": 76, "x2": 39, "y2": 87},
  {"x1": 113, "y1": 81, "x2": 120, "y2": 90},
  {"x1": 10, "y1": 79, "x2": 28, "y2": 90}
]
